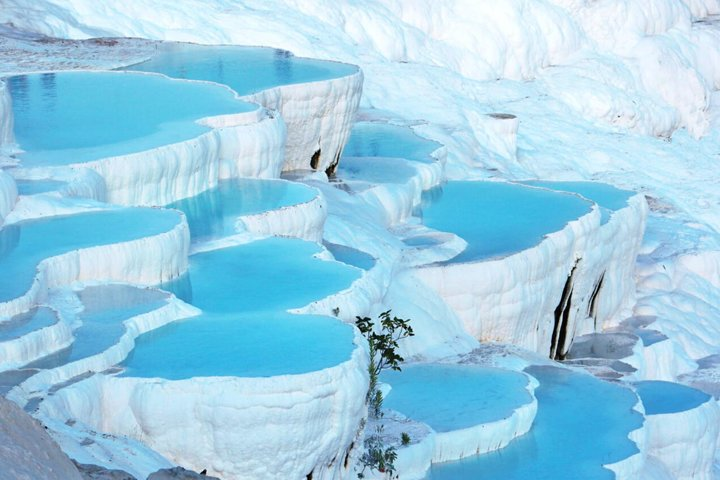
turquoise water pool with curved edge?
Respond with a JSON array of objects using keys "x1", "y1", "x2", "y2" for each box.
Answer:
[
  {"x1": 427, "y1": 366, "x2": 643, "y2": 479},
  {"x1": 123, "y1": 43, "x2": 358, "y2": 96},
  {"x1": 8, "y1": 72, "x2": 254, "y2": 167},
  {"x1": 635, "y1": 380, "x2": 710, "y2": 415},
  {"x1": 381, "y1": 364, "x2": 532, "y2": 432},
  {"x1": 343, "y1": 122, "x2": 441, "y2": 164},
  {"x1": 166, "y1": 178, "x2": 317, "y2": 242},
  {"x1": 419, "y1": 182, "x2": 593, "y2": 263},
  {"x1": 121, "y1": 238, "x2": 361, "y2": 379},
  {"x1": 521, "y1": 181, "x2": 634, "y2": 224},
  {"x1": 0, "y1": 208, "x2": 182, "y2": 303}
]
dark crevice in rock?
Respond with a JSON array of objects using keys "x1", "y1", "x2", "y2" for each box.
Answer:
[
  {"x1": 310, "y1": 148, "x2": 321, "y2": 170},
  {"x1": 589, "y1": 272, "x2": 605, "y2": 330},
  {"x1": 325, "y1": 150, "x2": 342, "y2": 177},
  {"x1": 551, "y1": 261, "x2": 579, "y2": 360},
  {"x1": 306, "y1": 470, "x2": 313, "y2": 480}
]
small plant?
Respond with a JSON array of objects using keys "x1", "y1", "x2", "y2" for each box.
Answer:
[
  {"x1": 401, "y1": 432, "x2": 411, "y2": 446},
  {"x1": 356, "y1": 310, "x2": 414, "y2": 479}
]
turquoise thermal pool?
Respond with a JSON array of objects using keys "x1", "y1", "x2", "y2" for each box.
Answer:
[
  {"x1": 380, "y1": 364, "x2": 533, "y2": 432},
  {"x1": 121, "y1": 238, "x2": 361, "y2": 379},
  {"x1": 634, "y1": 381, "x2": 711, "y2": 415},
  {"x1": 419, "y1": 181, "x2": 593, "y2": 263},
  {"x1": 27, "y1": 285, "x2": 170, "y2": 369},
  {"x1": 0, "y1": 208, "x2": 182, "y2": 303},
  {"x1": 7, "y1": 71, "x2": 254, "y2": 167},
  {"x1": 343, "y1": 122, "x2": 441, "y2": 164},
  {"x1": 427, "y1": 366, "x2": 643, "y2": 479},
  {"x1": 123, "y1": 43, "x2": 358, "y2": 96},
  {"x1": 0, "y1": 307, "x2": 57, "y2": 341},
  {"x1": 520, "y1": 181, "x2": 634, "y2": 224},
  {"x1": 166, "y1": 178, "x2": 317, "y2": 242}
]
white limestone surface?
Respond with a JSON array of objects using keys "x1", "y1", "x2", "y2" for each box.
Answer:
[
  {"x1": 7, "y1": 293, "x2": 200, "y2": 406},
  {"x1": 236, "y1": 186, "x2": 327, "y2": 242},
  {"x1": 242, "y1": 69, "x2": 363, "y2": 174},
  {"x1": 0, "y1": 309, "x2": 72, "y2": 372},
  {"x1": 0, "y1": 212, "x2": 190, "y2": 320},
  {"x1": 0, "y1": 168, "x2": 17, "y2": 224},
  {"x1": 40, "y1": 330, "x2": 370, "y2": 480},
  {"x1": 430, "y1": 372, "x2": 538, "y2": 463},
  {"x1": 78, "y1": 108, "x2": 285, "y2": 206},
  {"x1": 415, "y1": 207, "x2": 601, "y2": 355},
  {"x1": 641, "y1": 392, "x2": 720, "y2": 479},
  {"x1": 0, "y1": 78, "x2": 14, "y2": 150}
]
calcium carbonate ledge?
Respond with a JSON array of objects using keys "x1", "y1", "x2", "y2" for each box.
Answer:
[
  {"x1": 0, "y1": 168, "x2": 17, "y2": 225},
  {"x1": 39, "y1": 328, "x2": 370, "y2": 480},
  {"x1": 634, "y1": 381, "x2": 720, "y2": 480},
  {"x1": 6, "y1": 71, "x2": 286, "y2": 207},
  {"x1": 0, "y1": 307, "x2": 72, "y2": 372},
  {"x1": 0, "y1": 209, "x2": 190, "y2": 320},
  {"x1": 414, "y1": 204, "x2": 601, "y2": 356},
  {"x1": 235, "y1": 184, "x2": 328, "y2": 242},
  {"x1": 7, "y1": 290, "x2": 200, "y2": 407},
  {"x1": 241, "y1": 68, "x2": 363, "y2": 174}
]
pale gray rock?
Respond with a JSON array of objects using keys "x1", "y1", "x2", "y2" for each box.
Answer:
[{"x1": 0, "y1": 396, "x2": 83, "y2": 480}]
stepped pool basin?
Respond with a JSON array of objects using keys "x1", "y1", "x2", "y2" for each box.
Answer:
[
  {"x1": 0, "y1": 208, "x2": 182, "y2": 304},
  {"x1": 123, "y1": 43, "x2": 359, "y2": 96},
  {"x1": 27, "y1": 285, "x2": 169, "y2": 370},
  {"x1": 634, "y1": 381, "x2": 711, "y2": 415},
  {"x1": 166, "y1": 178, "x2": 317, "y2": 242},
  {"x1": 121, "y1": 237, "x2": 361, "y2": 379},
  {"x1": 0, "y1": 307, "x2": 57, "y2": 341},
  {"x1": 7, "y1": 71, "x2": 254, "y2": 167},
  {"x1": 324, "y1": 242, "x2": 376, "y2": 271},
  {"x1": 343, "y1": 122, "x2": 441, "y2": 163},
  {"x1": 520, "y1": 181, "x2": 634, "y2": 224},
  {"x1": 380, "y1": 364, "x2": 533, "y2": 432},
  {"x1": 427, "y1": 366, "x2": 643, "y2": 479},
  {"x1": 14, "y1": 179, "x2": 67, "y2": 195},
  {"x1": 419, "y1": 182, "x2": 593, "y2": 263}
]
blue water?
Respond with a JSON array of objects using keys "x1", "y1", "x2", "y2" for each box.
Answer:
[
  {"x1": 521, "y1": 181, "x2": 634, "y2": 224},
  {"x1": 123, "y1": 43, "x2": 358, "y2": 96},
  {"x1": 419, "y1": 182, "x2": 593, "y2": 263},
  {"x1": 121, "y1": 238, "x2": 361, "y2": 379},
  {"x1": 635, "y1": 381, "x2": 710, "y2": 415},
  {"x1": 0, "y1": 208, "x2": 182, "y2": 303},
  {"x1": 338, "y1": 157, "x2": 419, "y2": 185},
  {"x1": 427, "y1": 366, "x2": 643, "y2": 479},
  {"x1": 325, "y1": 242, "x2": 376, "y2": 271},
  {"x1": 381, "y1": 364, "x2": 532, "y2": 432},
  {"x1": 0, "y1": 307, "x2": 57, "y2": 341},
  {"x1": 636, "y1": 329, "x2": 668, "y2": 347},
  {"x1": 343, "y1": 122, "x2": 441, "y2": 164},
  {"x1": 27, "y1": 285, "x2": 168, "y2": 369},
  {"x1": 166, "y1": 178, "x2": 316, "y2": 242},
  {"x1": 8, "y1": 72, "x2": 254, "y2": 167},
  {"x1": 15, "y1": 179, "x2": 67, "y2": 195}
]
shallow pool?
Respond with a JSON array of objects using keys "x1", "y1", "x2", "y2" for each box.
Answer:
[
  {"x1": 380, "y1": 364, "x2": 532, "y2": 432},
  {"x1": 8, "y1": 71, "x2": 253, "y2": 167},
  {"x1": 520, "y1": 181, "x2": 634, "y2": 224},
  {"x1": 634, "y1": 381, "x2": 710, "y2": 415},
  {"x1": 121, "y1": 238, "x2": 360, "y2": 379},
  {"x1": 427, "y1": 366, "x2": 643, "y2": 479},
  {"x1": 343, "y1": 122, "x2": 441, "y2": 164},
  {"x1": 0, "y1": 208, "x2": 182, "y2": 303},
  {"x1": 15, "y1": 179, "x2": 67, "y2": 195},
  {"x1": 324, "y1": 242, "x2": 375, "y2": 271},
  {"x1": 27, "y1": 285, "x2": 169, "y2": 369},
  {"x1": 0, "y1": 307, "x2": 56, "y2": 341},
  {"x1": 123, "y1": 43, "x2": 358, "y2": 96},
  {"x1": 166, "y1": 178, "x2": 316, "y2": 242},
  {"x1": 419, "y1": 182, "x2": 593, "y2": 263}
]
